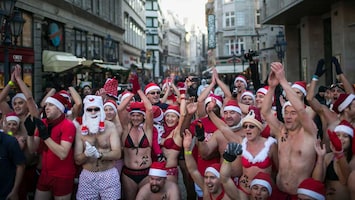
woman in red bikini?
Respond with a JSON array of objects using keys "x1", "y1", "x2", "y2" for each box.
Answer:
[{"x1": 160, "y1": 94, "x2": 186, "y2": 183}]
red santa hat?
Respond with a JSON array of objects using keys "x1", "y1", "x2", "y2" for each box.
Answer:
[
  {"x1": 149, "y1": 162, "x2": 167, "y2": 177},
  {"x1": 11, "y1": 93, "x2": 26, "y2": 105},
  {"x1": 5, "y1": 112, "x2": 20, "y2": 124},
  {"x1": 223, "y1": 100, "x2": 242, "y2": 115},
  {"x1": 104, "y1": 99, "x2": 118, "y2": 113},
  {"x1": 291, "y1": 81, "x2": 307, "y2": 96},
  {"x1": 128, "y1": 102, "x2": 146, "y2": 116},
  {"x1": 82, "y1": 95, "x2": 105, "y2": 135},
  {"x1": 205, "y1": 163, "x2": 221, "y2": 178},
  {"x1": 234, "y1": 75, "x2": 247, "y2": 87},
  {"x1": 118, "y1": 91, "x2": 134, "y2": 103},
  {"x1": 250, "y1": 172, "x2": 273, "y2": 196},
  {"x1": 144, "y1": 83, "x2": 161, "y2": 95},
  {"x1": 242, "y1": 106, "x2": 263, "y2": 130},
  {"x1": 297, "y1": 178, "x2": 325, "y2": 200},
  {"x1": 257, "y1": 86, "x2": 269, "y2": 95},
  {"x1": 164, "y1": 105, "x2": 180, "y2": 117},
  {"x1": 241, "y1": 91, "x2": 255, "y2": 102},
  {"x1": 45, "y1": 93, "x2": 72, "y2": 113},
  {"x1": 103, "y1": 78, "x2": 119, "y2": 99},
  {"x1": 332, "y1": 93, "x2": 355, "y2": 114},
  {"x1": 177, "y1": 82, "x2": 186, "y2": 94},
  {"x1": 334, "y1": 120, "x2": 354, "y2": 137},
  {"x1": 205, "y1": 93, "x2": 223, "y2": 108},
  {"x1": 152, "y1": 106, "x2": 164, "y2": 123}
]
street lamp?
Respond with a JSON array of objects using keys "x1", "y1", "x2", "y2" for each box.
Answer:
[
  {"x1": 0, "y1": 0, "x2": 25, "y2": 84},
  {"x1": 274, "y1": 30, "x2": 287, "y2": 63},
  {"x1": 152, "y1": 53, "x2": 156, "y2": 81},
  {"x1": 241, "y1": 48, "x2": 245, "y2": 72}
]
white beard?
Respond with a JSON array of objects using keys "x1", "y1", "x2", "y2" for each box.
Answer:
[{"x1": 85, "y1": 113, "x2": 101, "y2": 134}]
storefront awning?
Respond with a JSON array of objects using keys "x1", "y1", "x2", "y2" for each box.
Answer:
[
  {"x1": 95, "y1": 63, "x2": 129, "y2": 71},
  {"x1": 42, "y1": 50, "x2": 84, "y2": 72},
  {"x1": 203, "y1": 64, "x2": 245, "y2": 74}
]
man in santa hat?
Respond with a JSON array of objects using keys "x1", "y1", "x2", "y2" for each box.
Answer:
[
  {"x1": 144, "y1": 82, "x2": 169, "y2": 110},
  {"x1": 74, "y1": 95, "x2": 122, "y2": 200},
  {"x1": 136, "y1": 162, "x2": 180, "y2": 200},
  {"x1": 25, "y1": 92, "x2": 76, "y2": 200},
  {"x1": 261, "y1": 62, "x2": 318, "y2": 198}
]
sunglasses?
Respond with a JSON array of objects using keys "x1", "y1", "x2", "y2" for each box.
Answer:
[
  {"x1": 149, "y1": 91, "x2": 161, "y2": 95},
  {"x1": 86, "y1": 107, "x2": 100, "y2": 112},
  {"x1": 243, "y1": 124, "x2": 256, "y2": 129}
]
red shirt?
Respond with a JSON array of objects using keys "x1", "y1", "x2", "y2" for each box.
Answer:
[
  {"x1": 36, "y1": 118, "x2": 76, "y2": 178},
  {"x1": 189, "y1": 117, "x2": 220, "y2": 175}
]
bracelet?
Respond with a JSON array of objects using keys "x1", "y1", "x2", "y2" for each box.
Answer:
[
  {"x1": 223, "y1": 159, "x2": 230, "y2": 163},
  {"x1": 98, "y1": 152, "x2": 103, "y2": 160},
  {"x1": 334, "y1": 152, "x2": 344, "y2": 160},
  {"x1": 184, "y1": 150, "x2": 192, "y2": 155},
  {"x1": 8, "y1": 80, "x2": 15, "y2": 87}
]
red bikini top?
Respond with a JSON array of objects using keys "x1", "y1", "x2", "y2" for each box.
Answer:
[
  {"x1": 161, "y1": 138, "x2": 181, "y2": 151},
  {"x1": 241, "y1": 137, "x2": 276, "y2": 169}
]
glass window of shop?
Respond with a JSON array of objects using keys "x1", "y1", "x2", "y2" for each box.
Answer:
[
  {"x1": 74, "y1": 29, "x2": 88, "y2": 58},
  {"x1": 91, "y1": 35, "x2": 103, "y2": 60},
  {"x1": 0, "y1": 11, "x2": 33, "y2": 90}
]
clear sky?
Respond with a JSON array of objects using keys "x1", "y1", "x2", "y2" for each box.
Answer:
[{"x1": 160, "y1": 0, "x2": 207, "y2": 31}]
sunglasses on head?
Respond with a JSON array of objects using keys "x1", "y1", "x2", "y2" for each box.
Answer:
[
  {"x1": 86, "y1": 107, "x2": 100, "y2": 112},
  {"x1": 149, "y1": 91, "x2": 161, "y2": 95},
  {"x1": 243, "y1": 124, "x2": 256, "y2": 129}
]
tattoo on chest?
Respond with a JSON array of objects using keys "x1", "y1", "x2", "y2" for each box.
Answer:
[
  {"x1": 140, "y1": 155, "x2": 149, "y2": 167},
  {"x1": 240, "y1": 174, "x2": 250, "y2": 188},
  {"x1": 281, "y1": 132, "x2": 288, "y2": 142}
]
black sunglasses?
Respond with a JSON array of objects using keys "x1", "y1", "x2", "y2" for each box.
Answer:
[
  {"x1": 243, "y1": 124, "x2": 256, "y2": 129},
  {"x1": 86, "y1": 107, "x2": 100, "y2": 112},
  {"x1": 149, "y1": 91, "x2": 161, "y2": 95}
]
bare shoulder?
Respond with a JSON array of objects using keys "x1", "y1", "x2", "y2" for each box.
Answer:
[{"x1": 104, "y1": 120, "x2": 115, "y2": 129}]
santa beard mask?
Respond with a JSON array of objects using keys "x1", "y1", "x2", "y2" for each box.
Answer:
[{"x1": 85, "y1": 112, "x2": 101, "y2": 134}]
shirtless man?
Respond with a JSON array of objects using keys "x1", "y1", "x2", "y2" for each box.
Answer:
[
  {"x1": 74, "y1": 95, "x2": 122, "y2": 200},
  {"x1": 136, "y1": 162, "x2": 180, "y2": 200},
  {"x1": 261, "y1": 62, "x2": 318, "y2": 198}
]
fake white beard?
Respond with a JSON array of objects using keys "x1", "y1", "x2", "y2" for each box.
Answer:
[{"x1": 85, "y1": 113, "x2": 101, "y2": 134}]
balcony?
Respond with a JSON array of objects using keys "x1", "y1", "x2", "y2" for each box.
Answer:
[{"x1": 260, "y1": 0, "x2": 337, "y2": 25}]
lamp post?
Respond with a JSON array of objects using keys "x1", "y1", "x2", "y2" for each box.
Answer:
[
  {"x1": 241, "y1": 48, "x2": 245, "y2": 73},
  {"x1": 0, "y1": 0, "x2": 25, "y2": 84},
  {"x1": 152, "y1": 53, "x2": 156, "y2": 82},
  {"x1": 140, "y1": 50, "x2": 146, "y2": 84},
  {"x1": 274, "y1": 30, "x2": 287, "y2": 63}
]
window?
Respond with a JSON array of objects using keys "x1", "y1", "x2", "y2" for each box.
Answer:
[
  {"x1": 224, "y1": 11, "x2": 235, "y2": 28},
  {"x1": 256, "y1": 9, "x2": 260, "y2": 25},
  {"x1": 146, "y1": 17, "x2": 158, "y2": 27},
  {"x1": 74, "y1": 29, "x2": 88, "y2": 58},
  {"x1": 224, "y1": 37, "x2": 244, "y2": 55},
  {"x1": 20, "y1": 11, "x2": 32, "y2": 48},
  {"x1": 146, "y1": 0, "x2": 158, "y2": 10},
  {"x1": 224, "y1": 0, "x2": 233, "y2": 3},
  {"x1": 92, "y1": 35, "x2": 103, "y2": 60},
  {"x1": 236, "y1": 12, "x2": 245, "y2": 26},
  {"x1": 147, "y1": 34, "x2": 159, "y2": 45}
]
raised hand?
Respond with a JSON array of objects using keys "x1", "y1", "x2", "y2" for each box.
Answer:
[
  {"x1": 24, "y1": 115, "x2": 36, "y2": 136},
  {"x1": 223, "y1": 142, "x2": 243, "y2": 162},
  {"x1": 314, "y1": 139, "x2": 326, "y2": 158},
  {"x1": 195, "y1": 120, "x2": 205, "y2": 142},
  {"x1": 186, "y1": 101, "x2": 197, "y2": 115},
  {"x1": 270, "y1": 62, "x2": 285, "y2": 82},
  {"x1": 267, "y1": 71, "x2": 279, "y2": 87},
  {"x1": 331, "y1": 56, "x2": 343, "y2": 75},
  {"x1": 84, "y1": 141, "x2": 100, "y2": 158},
  {"x1": 314, "y1": 59, "x2": 326, "y2": 77},
  {"x1": 327, "y1": 129, "x2": 342, "y2": 152},
  {"x1": 183, "y1": 129, "x2": 193, "y2": 149},
  {"x1": 34, "y1": 118, "x2": 50, "y2": 140}
]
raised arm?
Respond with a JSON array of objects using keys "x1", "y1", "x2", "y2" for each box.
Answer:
[
  {"x1": 68, "y1": 86, "x2": 82, "y2": 119},
  {"x1": 213, "y1": 68, "x2": 232, "y2": 101},
  {"x1": 332, "y1": 56, "x2": 354, "y2": 94},
  {"x1": 272, "y1": 62, "x2": 317, "y2": 135},
  {"x1": 183, "y1": 129, "x2": 204, "y2": 188},
  {"x1": 312, "y1": 139, "x2": 326, "y2": 182},
  {"x1": 261, "y1": 71, "x2": 283, "y2": 138},
  {"x1": 197, "y1": 76, "x2": 216, "y2": 118},
  {"x1": 139, "y1": 90, "x2": 153, "y2": 137}
]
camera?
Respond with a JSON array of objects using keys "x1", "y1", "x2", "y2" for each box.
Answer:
[{"x1": 191, "y1": 77, "x2": 199, "y2": 83}]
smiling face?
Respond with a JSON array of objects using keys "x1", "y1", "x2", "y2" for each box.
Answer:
[
  {"x1": 283, "y1": 105, "x2": 300, "y2": 131},
  {"x1": 104, "y1": 105, "x2": 116, "y2": 121},
  {"x1": 255, "y1": 93, "x2": 265, "y2": 109},
  {"x1": 12, "y1": 98, "x2": 28, "y2": 117},
  {"x1": 250, "y1": 184, "x2": 270, "y2": 200},
  {"x1": 242, "y1": 122, "x2": 260, "y2": 141},
  {"x1": 336, "y1": 132, "x2": 351, "y2": 151},
  {"x1": 130, "y1": 112, "x2": 145, "y2": 126},
  {"x1": 85, "y1": 106, "x2": 101, "y2": 134},
  {"x1": 147, "y1": 90, "x2": 161, "y2": 104},
  {"x1": 241, "y1": 95, "x2": 254, "y2": 105},
  {"x1": 223, "y1": 110, "x2": 241, "y2": 127},
  {"x1": 204, "y1": 172, "x2": 221, "y2": 194},
  {"x1": 164, "y1": 112, "x2": 179, "y2": 127},
  {"x1": 5, "y1": 120, "x2": 20, "y2": 134},
  {"x1": 149, "y1": 176, "x2": 166, "y2": 193}
]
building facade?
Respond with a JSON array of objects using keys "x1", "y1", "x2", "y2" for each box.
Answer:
[{"x1": 261, "y1": 0, "x2": 355, "y2": 84}]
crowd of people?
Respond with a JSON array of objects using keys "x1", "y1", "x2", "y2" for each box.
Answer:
[{"x1": 1, "y1": 56, "x2": 355, "y2": 200}]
